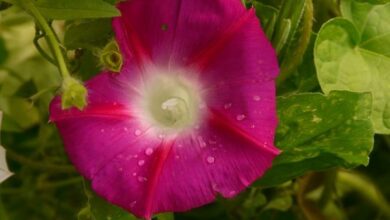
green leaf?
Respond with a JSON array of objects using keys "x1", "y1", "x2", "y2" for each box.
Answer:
[
  {"x1": 79, "y1": 182, "x2": 137, "y2": 220},
  {"x1": 31, "y1": 0, "x2": 120, "y2": 20},
  {"x1": 315, "y1": 2, "x2": 390, "y2": 134},
  {"x1": 0, "y1": 96, "x2": 40, "y2": 132},
  {"x1": 258, "y1": 91, "x2": 374, "y2": 186},
  {"x1": 156, "y1": 213, "x2": 175, "y2": 220},
  {"x1": 64, "y1": 19, "x2": 114, "y2": 50}
]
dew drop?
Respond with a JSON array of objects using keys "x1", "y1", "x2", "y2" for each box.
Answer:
[
  {"x1": 199, "y1": 102, "x2": 206, "y2": 109},
  {"x1": 100, "y1": 129, "x2": 105, "y2": 133},
  {"x1": 197, "y1": 136, "x2": 207, "y2": 148},
  {"x1": 207, "y1": 156, "x2": 215, "y2": 164},
  {"x1": 145, "y1": 148, "x2": 153, "y2": 156},
  {"x1": 253, "y1": 95, "x2": 261, "y2": 101},
  {"x1": 212, "y1": 183, "x2": 218, "y2": 191},
  {"x1": 208, "y1": 139, "x2": 217, "y2": 145},
  {"x1": 251, "y1": 124, "x2": 256, "y2": 129},
  {"x1": 137, "y1": 176, "x2": 147, "y2": 182},
  {"x1": 123, "y1": 127, "x2": 128, "y2": 132},
  {"x1": 130, "y1": 201, "x2": 137, "y2": 208},
  {"x1": 236, "y1": 114, "x2": 246, "y2": 121},
  {"x1": 134, "y1": 129, "x2": 141, "y2": 136},
  {"x1": 224, "y1": 103, "x2": 232, "y2": 109},
  {"x1": 118, "y1": 167, "x2": 123, "y2": 172},
  {"x1": 138, "y1": 160, "x2": 145, "y2": 166},
  {"x1": 134, "y1": 154, "x2": 138, "y2": 158},
  {"x1": 229, "y1": 190, "x2": 236, "y2": 196},
  {"x1": 132, "y1": 172, "x2": 137, "y2": 176},
  {"x1": 239, "y1": 176, "x2": 250, "y2": 185}
]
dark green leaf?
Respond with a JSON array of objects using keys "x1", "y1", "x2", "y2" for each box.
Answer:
[
  {"x1": 32, "y1": 0, "x2": 120, "y2": 20},
  {"x1": 64, "y1": 19, "x2": 114, "y2": 50},
  {"x1": 258, "y1": 91, "x2": 374, "y2": 186}
]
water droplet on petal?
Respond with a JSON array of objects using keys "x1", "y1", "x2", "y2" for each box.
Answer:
[
  {"x1": 224, "y1": 103, "x2": 232, "y2": 109},
  {"x1": 229, "y1": 190, "x2": 236, "y2": 196},
  {"x1": 138, "y1": 160, "x2": 145, "y2": 166},
  {"x1": 132, "y1": 172, "x2": 137, "y2": 176},
  {"x1": 100, "y1": 129, "x2": 105, "y2": 133},
  {"x1": 253, "y1": 95, "x2": 261, "y2": 101},
  {"x1": 239, "y1": 175, "x2": 250, "y2": 186},
  {"x1": 145, "y1": 148, "x2": 153, "y2": 156},
  {"x1": 207, "y1": 156, "x2": 215, "y2": 164},
  {"x1": 251, "y1": 124, "x2": 256, "y2": 129},
  {"x1": 130, "y1": 201, "x2": 137, "y2": 208},
  {"x1": 212, "y1": 183, "x2": 218, "y2": 191},
  {"x1": 137, "y1": 176, "x2": 147, "y2": 182},
  {"x1": 123, "y1": 127, "x2": 128, "y2": 132},
  {"x1": 236, "y1": 114, "x2": 246, "y2": 121},
  {"x1": 134, "y1": 154, "x2": 138, "y2": 158},
  {"x1": 118, "y1": 167, "x2": 123, "y2": 172},
  {"x1": 134, "y1": 129, "x2": 141, "y2": 136},
  {"x1": 197, "y1": 136, "x2": 207, "y2": 148},
  {"x1": 208, "y1": 139, "x2": 217, "y2": 145}
]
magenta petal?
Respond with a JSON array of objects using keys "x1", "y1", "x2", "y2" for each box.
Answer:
[
  {"x1": 50, "y1": 0, "x2": 280, "y2": 219},
  {"x1": 113, "y1": 0, "x2": 246, "y2": 67}
]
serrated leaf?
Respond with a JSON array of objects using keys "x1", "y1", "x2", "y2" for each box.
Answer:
[
  {"x1": 258, "y1": 91, "x2": 374, "y2": 186},
  {"x1": 32, "y1": 0, "x2": 120, "y2": 20},
  {"x1": 315, "y1": 3, "x2": 390, "y2": 133}
]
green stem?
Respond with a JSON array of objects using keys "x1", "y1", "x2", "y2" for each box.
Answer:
[
  {"x1": 277, "y1": 0, "x2": 313, "y2": 87},
  {"x1": 20, "y1": 0, "x2": 70, "y2": 79},
  {"x1": 318, "y1": 169, "x2": 337, "y2": 209},
  {"x1": 37, "y1": 177, "x2": 83, "y2": 190},
  {"x1": 6, "y1": 148, "x2": 76, "y2": 173},
  {"x1": 33, "y1": 26, "x2": 57, "y2": 65},
  {"x1": 337, "y1": 170, "x2": 390, "y2": 218}
]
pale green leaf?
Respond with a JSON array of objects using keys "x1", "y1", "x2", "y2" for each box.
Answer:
[{"x1": 315, "y1": 3, "x2": 390, "y2": 133}]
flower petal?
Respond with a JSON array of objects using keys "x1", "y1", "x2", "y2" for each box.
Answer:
[
  {"x1": 113, "y1": 0, "x2": 246, "y2": 67},
  {"x1": 51, "y1": 0, "x2": 280, "y2": 218}
]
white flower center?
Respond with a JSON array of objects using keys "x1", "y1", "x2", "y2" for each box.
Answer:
[
  {"x1": 137, "y1": 70, "x2": 203, "y2": 133},
  {"x1": 160, "y1": 97, "x2": 189, "y2": 126}
]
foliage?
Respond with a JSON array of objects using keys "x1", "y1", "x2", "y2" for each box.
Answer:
[{"x1": 0, "y1": 0, "x2": 389, "y2": 219}]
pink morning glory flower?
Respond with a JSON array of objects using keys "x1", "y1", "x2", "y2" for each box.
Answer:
[{"x1": 50, "y1": 0, "x2": 280, "y2": 218}]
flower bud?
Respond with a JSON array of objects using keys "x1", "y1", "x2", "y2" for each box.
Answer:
[
  {"x1": 61, "y1": 77, "x2": 87, "y2": 110},
  {"x1": 99, "y1": 39, "x2": 123, "y2": 73}
]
